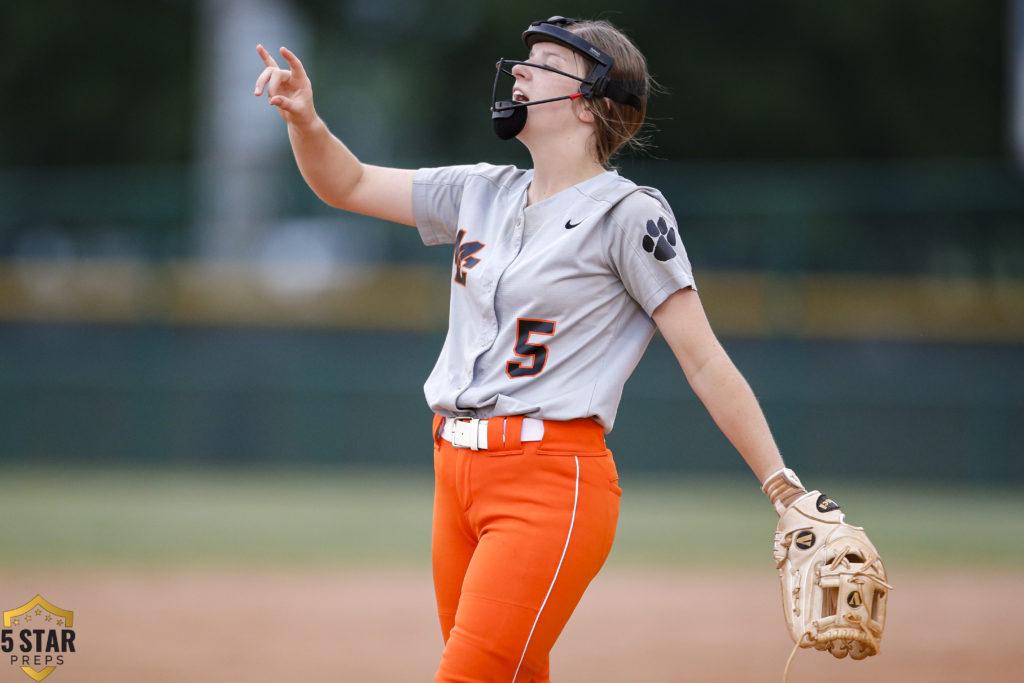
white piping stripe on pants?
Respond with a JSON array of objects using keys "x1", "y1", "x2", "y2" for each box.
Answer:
[{"x1": 511, "y1": 456, "x2": 580, "y2": 683}]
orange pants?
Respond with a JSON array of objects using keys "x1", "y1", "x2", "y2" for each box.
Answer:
[{"x1": 431, "y1": 415, "x2": 622, "y2": 683}]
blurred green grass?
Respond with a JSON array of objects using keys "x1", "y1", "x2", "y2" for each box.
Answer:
[
  {"x1": 609, "y1": 474, "x2": 1024, "y2": 572},
  {"x1": 0, "y1": 468, "x2": 1020, "y2": 572}
]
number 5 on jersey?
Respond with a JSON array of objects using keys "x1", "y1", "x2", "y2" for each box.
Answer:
[{"x1": 506, "y1": 318, "x2": 556, "y2": 379}]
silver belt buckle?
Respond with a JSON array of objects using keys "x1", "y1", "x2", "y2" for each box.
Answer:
[{"x1": 451, "y1": 418, "x2": 486, "y2": 450}]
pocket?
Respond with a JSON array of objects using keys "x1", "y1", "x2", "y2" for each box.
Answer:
[
  {"x1": 535, "y1": 448, "x2": 608, "y2": 457},
  {"x1": 536, "y1": 448, "x2": 622, "y2": 495},
  {"x1": 604, "y1": 450, "x2": 623, "y2": 497},
  {"x1": 608, "y1": 475, "x2": 623, "y2": 497},
  {"x1": 484, "y1": 447, "x2": 525, "y2": 457}
]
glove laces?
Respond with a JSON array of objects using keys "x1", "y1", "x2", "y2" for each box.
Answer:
[{"x1": 782, "y1": 547, "x2": 893, "y2": 682}]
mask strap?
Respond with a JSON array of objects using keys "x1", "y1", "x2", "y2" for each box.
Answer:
[{"x1": 494, "y1": 59, "x2": 643, "y2": 112}]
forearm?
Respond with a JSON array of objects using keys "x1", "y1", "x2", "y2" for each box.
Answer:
[
  {"x1": 687, "y1": 350, "x2": 784, "y2": 484},
  {"x1": 286, "y1": 117, "x2": 364, "y2": 209}
]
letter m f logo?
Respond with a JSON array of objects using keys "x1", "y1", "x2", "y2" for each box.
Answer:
[{"x1": 453, "y1": 229, "x2": 485, "y2": 286}]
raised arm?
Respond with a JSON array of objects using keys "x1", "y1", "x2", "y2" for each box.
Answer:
[{"x1": 254, "y1": 45, "x2": 416, "y2": 226}]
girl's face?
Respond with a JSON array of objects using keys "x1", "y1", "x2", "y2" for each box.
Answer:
[{"x1": 510, "y1": 41, "x2": 591, "y2": 139}]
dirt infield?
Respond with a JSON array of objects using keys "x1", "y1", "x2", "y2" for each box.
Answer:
[{"x1": 1, "y1": 569, "x2": 1019, "y2": 682}]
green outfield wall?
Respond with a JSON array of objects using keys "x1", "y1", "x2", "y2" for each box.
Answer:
[{"x1": 1, "y1": 324, "x2": 1019, "y2": 482}]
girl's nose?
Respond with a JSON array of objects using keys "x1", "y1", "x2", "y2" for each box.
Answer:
[{"x1": 510, "y1": 62, "x2": 531, "y2": 80}]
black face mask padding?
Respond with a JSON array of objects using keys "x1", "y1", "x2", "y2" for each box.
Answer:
[{"x1": 492, "y1": 102, "x2": 527, "y2": 140}]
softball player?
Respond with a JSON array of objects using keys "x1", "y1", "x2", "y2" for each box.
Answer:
[{"x1": 256, "y1": 16, "x2": 808, "y2": 682}]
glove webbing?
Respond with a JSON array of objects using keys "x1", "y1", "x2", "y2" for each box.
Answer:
[{"x1": 780, "y1": 552, "x2": 893, "y2": 682}]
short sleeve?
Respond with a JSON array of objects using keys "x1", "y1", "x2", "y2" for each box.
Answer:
[
  {"x1": 605, "y1": 190, "x2": 696, "y2": 316},
  {"x1": 412, "y1": 165, "x2": 475, "y2": 246}
]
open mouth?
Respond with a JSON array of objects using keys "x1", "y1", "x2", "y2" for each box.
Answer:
[{"x1": 512, "y1": 88, "x2": 530, "y2": 103}]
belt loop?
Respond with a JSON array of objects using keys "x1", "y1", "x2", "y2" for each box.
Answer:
[
  {"x1": 504, "y1": 416, "x2": 524, "y2": 450},
  {"x1": 486, "y1": 417, "x2": 506, "y2": 451},
  {"x1": 432, "y1": 415, "x2": 444, "y2": 445}
]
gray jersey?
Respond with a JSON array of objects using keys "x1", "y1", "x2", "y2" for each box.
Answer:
[{"x1": 412, "y1": 163, "x2": 695, "y2": 432}]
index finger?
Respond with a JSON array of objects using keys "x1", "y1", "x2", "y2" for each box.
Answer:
[
  {"x1": 256, "y1": 43, "x2": 279, "y2": 68},
  {"x1": 279, "y1": 46, "x2": 307, "y2": 80}
]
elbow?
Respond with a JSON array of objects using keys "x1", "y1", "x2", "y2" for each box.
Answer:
[
  {"x1": 320, "y1": 191, "x2": 350, "y2": 211},
  {"x1": 310, "y1": 165, "x2": 365, "y2": 212}
]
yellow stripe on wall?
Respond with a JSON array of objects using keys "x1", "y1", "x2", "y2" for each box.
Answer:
[
  {"x1": 697, "y1": 271, "x2": 1024, "y2": 342},
  {"x1": 0, "y1": 261, "x2": 1021, "y2": 342}
]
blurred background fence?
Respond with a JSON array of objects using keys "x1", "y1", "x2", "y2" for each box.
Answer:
[{"x1": 1, "y1": 0, "x2": 1021, "y2": 482}]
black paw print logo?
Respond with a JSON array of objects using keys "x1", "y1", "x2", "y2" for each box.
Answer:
[{"x1": 641, "y1": 217, "x2": 677, "y2": 262}]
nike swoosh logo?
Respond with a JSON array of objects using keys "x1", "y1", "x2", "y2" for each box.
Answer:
[{"x1": 564, "y1": 219, "x2": 582, "y2": 229}]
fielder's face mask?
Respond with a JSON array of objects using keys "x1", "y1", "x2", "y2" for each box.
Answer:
[{"x1": 491, "y1": 16, "x2": 644, "y2": 140}]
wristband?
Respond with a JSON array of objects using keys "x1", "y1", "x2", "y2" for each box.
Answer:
[{"x1": 761, "y1": 467, "x2": 807, "y2": 517}]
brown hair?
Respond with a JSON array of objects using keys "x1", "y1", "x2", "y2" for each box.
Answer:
[{"x1": 565, "y1": 20, "x2": 652, "y2": 167}]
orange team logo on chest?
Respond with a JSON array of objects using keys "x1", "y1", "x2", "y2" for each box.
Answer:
[{"x1": 453, "y1": 229, "x2": 485, "y2": 286}]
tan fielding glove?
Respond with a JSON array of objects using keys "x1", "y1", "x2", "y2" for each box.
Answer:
[{"x1": 773, "y1": 490, "x2": 891, "y2": 677}]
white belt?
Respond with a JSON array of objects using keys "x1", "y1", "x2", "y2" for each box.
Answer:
[{"x1": 440, "y1": 417, "x2": 545, "y2": 451}]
